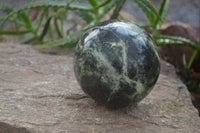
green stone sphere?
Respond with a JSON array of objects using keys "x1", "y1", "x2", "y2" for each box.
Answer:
[{"x1": 74, "y1": 20, "x2": 160, "y2": 109}]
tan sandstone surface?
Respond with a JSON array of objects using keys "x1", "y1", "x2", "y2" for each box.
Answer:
[{"x1": 0, "y1": 43, "x2": 199, "y2": 133}]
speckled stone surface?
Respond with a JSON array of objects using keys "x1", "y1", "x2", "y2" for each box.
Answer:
[
  {"x1": 74, "y1": 20, "x2": 160, "y2": 108},
  {"x1": 0, "y1": 42, "x2": 200, "y2": 133}
]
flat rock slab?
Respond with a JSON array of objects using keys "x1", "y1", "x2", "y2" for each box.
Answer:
[{"x1": 0, "y1": 43, "x2": 199, "y2": 133}]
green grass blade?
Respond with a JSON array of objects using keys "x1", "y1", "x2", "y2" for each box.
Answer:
[
  {"x1": 156, "y1": 0, "x2": 170, "y2": 29},
  {"x1": 110, "y1": 0, "x2": 126, "y2": 19},
  {"x1": 0, "y1": 12, "x2": 14, "y2": 29},
  {"x1": 74, "y1": 10, "x2": 94, "y2": 23},
  {"x1": 88, "y1": 0, "x2": 99, "y2": 7},
  {"x1": 69, "y1": 2, "x2": 93, "y2": 11},
  {"x1": 183, "y1": 55, "x2": 192, "y2": 81},
  {"x1": 183, "y1": 55, "x2": 191, "y2": 80},
  {"x1": 0, "y1": 3, "x2": 14, "y2": 14},
  {"x1": 0, "y1": 9, "x2": 32, "y2": 30},
  {"x1": 18, "y1": 10, "x2": 32, "y2": 29},
  {"x1": 34, "y1": 8, "x2": 46, "y2": 33},
  {"x1": 54, "y1": 18, "x2": 63, "y2": 38},
  {"x1": 159, "y1": 0, "x2": 170, "y2": 20},
  {"x1": 188, "y1": 41, "x2": 200, "y2": 68},
  {"x1": 97, "y1": 0, "x2": 116, "y2": 21},
  {"x1": 97, "y1": 0, "x2": 111, "y2": 8},
  {"x1": 134, "y1": 0, "x2": 163, "y2": 25},
  {"x1": 154, "y1": 35, "x2": 200, "y2": 51},
  {"x1": 21, "y1": 1, "x2": 92, "y2": 11},
  {"x1": 141, "y1": 0, "x2": 163, "y2": 23},
  {"x1": 46, "y1": 29, "x2": 85, "y2": 47},
  {"x1": 188, "y1": 50, "x2": 198, "y2": 69},
  {"x1": 183, "y1": 55, "x2": 199, "y2": 93},
  {"x1": 60, "y1": 17, "x2": 64, "y2": 35},
  {"x1": 0, "y1": 17, "x2": 24, "y2": 26},
  {"x1": 0, "y1": 0, "x2": 91, "y2": 29},
  {"x1": 49, "y1": 24, "x2": 55, "y2": 41},
  {"x1": 39, "y1": 11, "x2": 62, "y2": 41},
  {"x1": 133, "y1": 0, "x2": 156, "y2": 23},
  {"x1": 138, "y1": 21, "x2": 152, "y2": 28},
  {"x1": 39, "y1": 15, "x2": 53, "y2": 41},
  {"x1": 45, "y1": 23, "x2": 94, "y2": 48}
]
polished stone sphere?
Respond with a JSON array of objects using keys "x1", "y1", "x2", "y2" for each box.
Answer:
[{"x1": 74, "y1": 20, "x2": 160, "y2": 109}]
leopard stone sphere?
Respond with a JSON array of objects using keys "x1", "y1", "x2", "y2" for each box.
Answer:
[{"x1": 74, "y1": 20, "x2": 160, "y2": 109}]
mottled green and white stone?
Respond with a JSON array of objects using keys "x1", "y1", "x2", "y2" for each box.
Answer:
[{"x1": 74, "y1": 20, "x2": 160, "y2": 109}]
